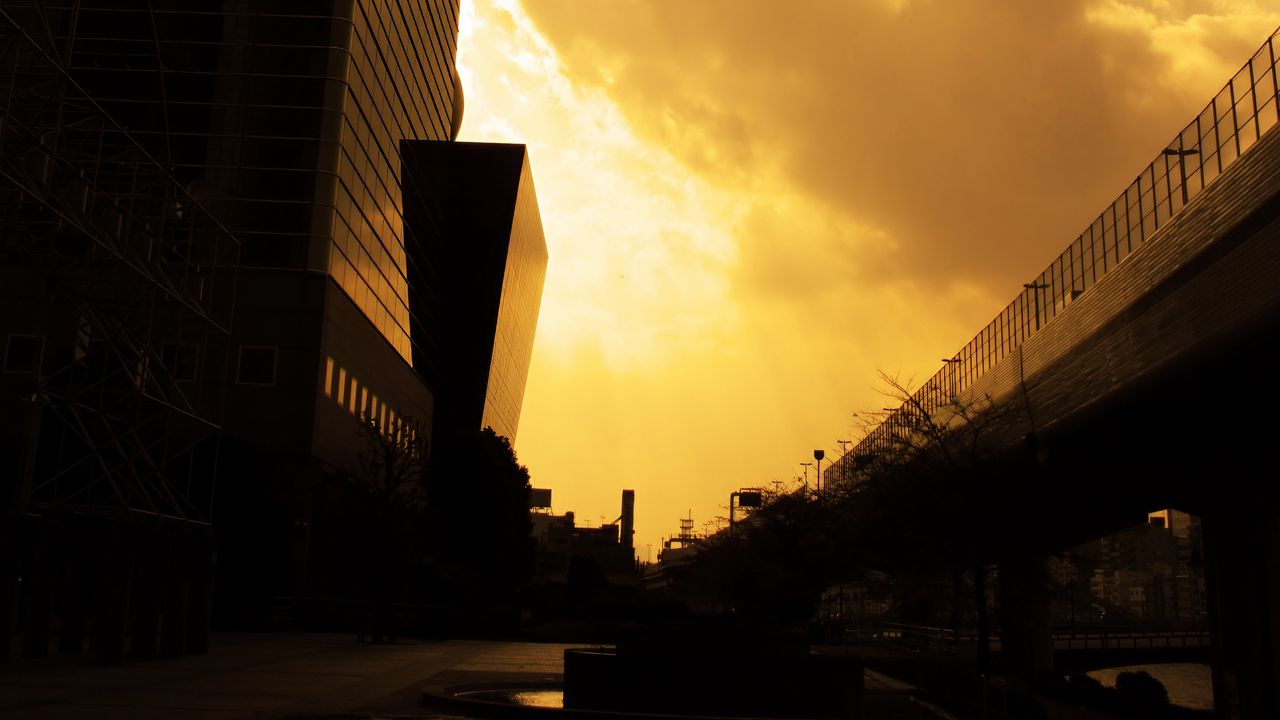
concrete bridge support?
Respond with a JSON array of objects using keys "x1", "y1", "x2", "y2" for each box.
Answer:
[
  {"x1": 1203, "y1": 507, "x2": 1280, "y2": 719},
  {"x1": 996, "y1": 553, "x2": 1054, "y2": 683}
]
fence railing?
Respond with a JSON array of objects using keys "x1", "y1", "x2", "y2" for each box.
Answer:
[
  {"x1": 846, "y1": 27, "x2": 1280, "y2": 464},
  {"x1": 876, "y1": 622, "x2": 1210, "y2": 655}
]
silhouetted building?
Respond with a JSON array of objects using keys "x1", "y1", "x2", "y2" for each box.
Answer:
[
  {"x1": 1077, "y1": 513, "x2": 1206, "y2": 622},
  {"x1": 530, "y1": 492, "x2": 639, "y2": 587},
  {"x1": 162, "y1": 1, "x2": 466, "y2": 616},
  {"x1": 401, "y1": 141, "x2": 547, "y2": 444},
  {"x1": 1, "y1": 1, "x2": 547, "y2": 635}
]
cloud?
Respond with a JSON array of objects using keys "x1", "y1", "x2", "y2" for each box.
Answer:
[
  {"x1": 461, "y1": 0, "x2": 1277, "y2": 548},
  {"x1": 521, "y1": 0, "x2": 1278, "y2": 294}
]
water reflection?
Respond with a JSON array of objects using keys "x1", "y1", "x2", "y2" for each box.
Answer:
[
  {"x1": 460, "y1": 688, "x2": 564, "y2": 709},
  {"x1": 1087, "y1": 663, "x2": 1212, "y2": 711},
  {"x1": 507, "y1": 690, "x2": 564, "y2": 708}
]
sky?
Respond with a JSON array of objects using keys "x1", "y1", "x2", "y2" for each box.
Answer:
[{"x1": 454, "y1": 0, "x2": 1279, "y2": 556}]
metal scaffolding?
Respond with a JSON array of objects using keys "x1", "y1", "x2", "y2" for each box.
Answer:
[{"x1": 0, "y1": 2, "x2": 239, "y2": 525}]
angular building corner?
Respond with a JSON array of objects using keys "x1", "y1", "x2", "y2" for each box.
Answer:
[{"x1": 402, "y1": 140, "x2": 548, "y2": 448}]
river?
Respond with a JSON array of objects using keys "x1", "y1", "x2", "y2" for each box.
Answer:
[{"x1": 1087, "y1": 663, "x2": 1213, "y2": 711}]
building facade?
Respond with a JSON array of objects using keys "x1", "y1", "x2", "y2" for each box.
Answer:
[
  {"x1": 402, "y1": 140, "x2": 548, "y2": 444},
  {"x1": 2, "y1": 0, "x2": 547, "y2": 639}
]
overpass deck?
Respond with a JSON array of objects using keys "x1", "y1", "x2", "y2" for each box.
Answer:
[{"x1": 843, "y1": 27, "x2": 1280, "y2": 473}]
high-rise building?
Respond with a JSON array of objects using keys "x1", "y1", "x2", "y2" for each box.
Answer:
[
  {"x1": 401, "y1": 140, "x2": 548, "y2": 445},
  {"x1": 0, "y1": 1, "x2": 460, "y2": 466},
  {"x1": 1, "y1": 1, "x2": 547, "y2": 636}
]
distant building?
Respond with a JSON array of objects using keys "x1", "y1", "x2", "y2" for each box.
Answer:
[
  {"x1": 1078, "y1": 513, "x2": 1205, "y2": 622},
  {"x1": 530, "y1": 492, "x2": 639, "y2": 587}
]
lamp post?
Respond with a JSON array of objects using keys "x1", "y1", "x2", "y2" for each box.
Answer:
[
  {"x1": 942, "y1": 357, "x2": 960, "y2": 400},
  {"x1": 800, "y1": 461, "x2": 814, "y2": 492},
  {"x1": 1024, "y1": 282, "x2": 1049, "y2": 331},
  {"x1": 1163, "y1": 145, "x2": 1200, "y2": 206},
  {"x1": 836, "y1": 440, "x2": 852, "y2": 487},
  {"x1": 882, "y1": 407, "x2": 899, "y2": 443},
  {"x1": 813, "y1": 449, "x2": 825, "y2": 495}
]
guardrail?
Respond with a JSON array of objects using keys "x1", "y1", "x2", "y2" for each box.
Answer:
[
  {"x1": 848, "y1": 27, "x2": 1280, "y2": 461},
  {"x1": 1051, "y1": 627, "x2": 1210, "y2": 651},
  {"x1": 876, "y1": 622, "x2": 1209, "y2": 655}
]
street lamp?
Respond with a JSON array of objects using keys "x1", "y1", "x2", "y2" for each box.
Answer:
[
  {"x1": 1024, "y1": 282, "x2": 1049, "y2": 331},
  {"x1": 836, "y1": 439, "x2": 852, "y2": 487},
  {"x1": 800, "y1": 461, "x2": 814, "y2": 492},
  {"x1": 1163, "y1": 145, "x2": 1200, "y2": 206},
  {"x1": 942, "y1": 357, "x2": 960, "y2": 400},
  {"x1": 882, "y1": 407, "x2": 900, "y2": 438},
  {"x1": 813, "y1": 449, "x2": 825, "y2": 495}
]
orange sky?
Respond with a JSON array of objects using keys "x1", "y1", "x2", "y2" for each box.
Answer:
[{"x1": 455, "y1": 0, "x2": 1278, "y2": 556}]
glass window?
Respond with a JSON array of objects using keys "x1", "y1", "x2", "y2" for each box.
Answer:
[
  {"x1": 337, "y1": 367, "x2": 347, "y2": 404},
  {"x1": 324, "y1": 356, "x2": 335, "y2": 398}
]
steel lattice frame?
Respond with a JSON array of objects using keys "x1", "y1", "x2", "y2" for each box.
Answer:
[{"x1": 0, "y1": 1, "x2": 239, "y2": 525}]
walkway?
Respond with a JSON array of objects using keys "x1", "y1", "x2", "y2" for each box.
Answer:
[
  {"x1": 0, "y1": 635, "x2": 932, "y2": 719},
  {"x1": 0, "y1": 634, "x2": 584, "y2": 719}
]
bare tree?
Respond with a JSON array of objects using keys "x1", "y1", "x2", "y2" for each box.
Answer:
[
  {"x1": 857, "y1": 370, "x2": 1014, "y2": 677},
  {"x1": 355, "y1": 413, "x2": 428, "y2": 513},
  {"x1": 352, "y1": 413, "x2": 429, "y2": 642}
]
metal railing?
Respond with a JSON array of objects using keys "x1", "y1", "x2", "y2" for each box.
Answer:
[
  {"x1": 878, "y1": 622, "x2": 1209, "y2": 655},
  {"x1": 850, "y1": 27, "x2": 1280, "y2": 460}
]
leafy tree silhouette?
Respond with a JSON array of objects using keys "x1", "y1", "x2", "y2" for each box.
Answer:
[
  {"x1": 425, "y1": 427, "x2": 534, "y2": 614},
  {"x1": 679, "y1": 372, "x2": 1015, "y2": 675}
]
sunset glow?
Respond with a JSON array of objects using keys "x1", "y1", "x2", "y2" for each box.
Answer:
[{"x1": 456, "y1": 0, "x2": 1279, "y2": 553}]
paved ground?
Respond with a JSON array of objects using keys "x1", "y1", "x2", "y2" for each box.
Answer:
[
  {"x1": 0, "y1": 635, "x2": 924, "y2": 719},
  {"x1": 0, "y1": 634, "x2": 586, "y2": 719}
]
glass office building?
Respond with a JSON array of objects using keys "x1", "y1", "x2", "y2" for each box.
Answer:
[
  {"x1": 187, "y1": 0, "x2": 461, "y2": 362},
  {"x1": 482, "y1": 152, "x2": 547, "y2": 440},
  {"x1": 325, "y1": 0, "x2": 462, "y2": 361},
  {"x1": 402, "y1": 141, "x2": 548, "y2": 443},
  {"x1": 19, "y1": 0, "x2": 458, "y2": 359},
  {"x1": 2, "y1": 0, "x2": 550, "y2": 627}
]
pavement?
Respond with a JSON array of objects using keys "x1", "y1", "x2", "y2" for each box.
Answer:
[
  {"x1": 0, "y1": 633, "x2": 585, "y2": 719},
  {"x1": 0, "y1": 635, "x2": 927, "y2": 719}
]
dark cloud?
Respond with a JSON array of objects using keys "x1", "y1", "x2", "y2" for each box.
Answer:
[{"x1": 520, "y1": 0, "x2": 1274, "y2": 300}]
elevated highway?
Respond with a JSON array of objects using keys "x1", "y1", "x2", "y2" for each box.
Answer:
[{"x1": 838, "y1": 28, "x2": 1280, "y2": 717}]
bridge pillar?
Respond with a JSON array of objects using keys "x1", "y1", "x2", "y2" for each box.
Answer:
[
  {"x1": 1203, "y1": 508, "x2": 1280, "y2": 719},
  {"x1": 997, "y1": 553, "x2": 1054, "y2": 683}
]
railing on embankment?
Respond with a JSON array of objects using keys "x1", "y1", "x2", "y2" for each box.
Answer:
[{"x1": 876, "y1": 621, "x2": 1210, "y2": 669}]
